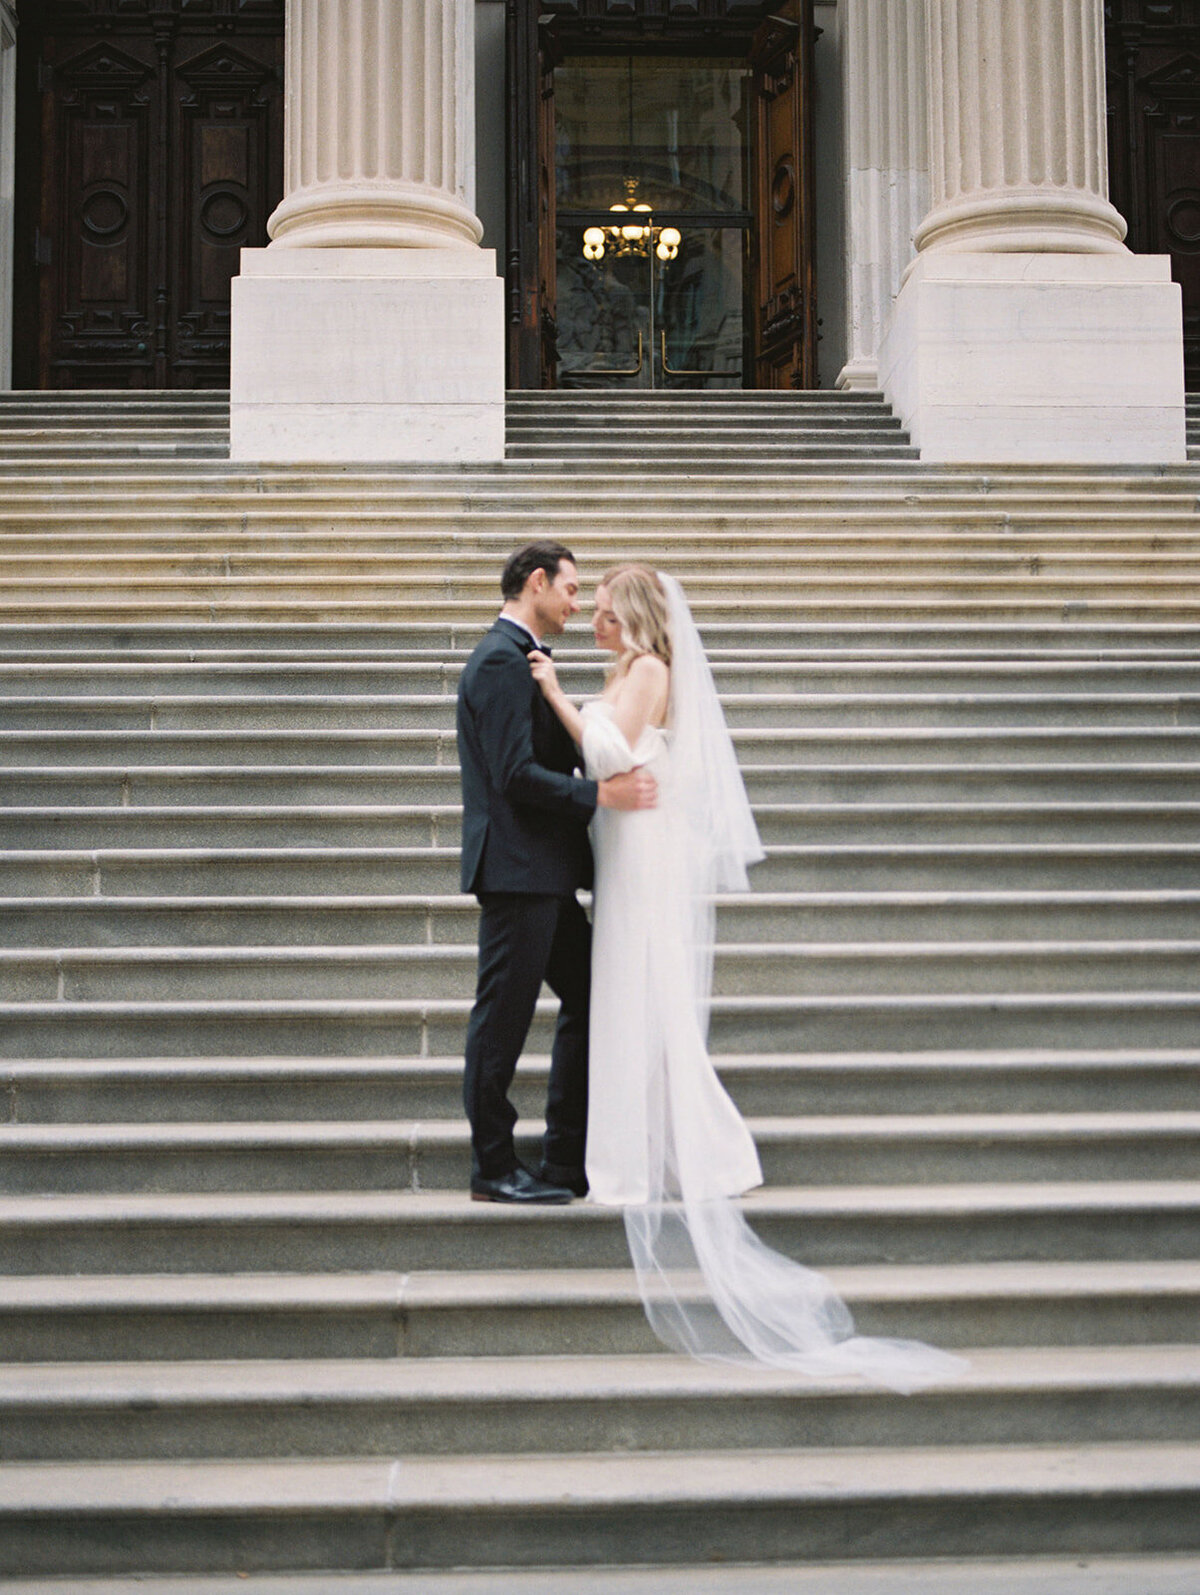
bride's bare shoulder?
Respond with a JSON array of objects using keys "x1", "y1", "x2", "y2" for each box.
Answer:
[{"x1": 625, "y1": 653, "x2": 669, "y2": 688}]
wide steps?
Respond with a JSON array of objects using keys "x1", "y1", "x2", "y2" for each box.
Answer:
[
  {"x1": 5, "y1": 1557, "x2": 1200, "y2": 1595},
  {"x1": 1, "y1": 1443, "x2": 1197, "y2": 1577},
  {"x1": 1, "y1": 1185, "x2": 1196, "y2": 1274},
  {"x1": 7, "y1": 800, "x2": 1200, "y2": 847},
  {"x1": 1, "y1": 390, "x2": 1197, "y2": 1581},
  {"x1": 2, "y1": 1111, "x2": 1197, "y2": 1194},
  {"x1": 6, "y1": 1050, "x2": 1197, "y2": 1121},
  {"x1": 5, "y1": 1260, "x2": 1199, "y2": 1361},
  {"x1": 2, "y1": 942, "x2": 1199, "y2": 1002},
  {"x1": 6, "y1": 689, "x2": 1200, "y2": 731},
  {"x1": 5, "y1": 1347, "x2": 1200, "y2": 1463}
]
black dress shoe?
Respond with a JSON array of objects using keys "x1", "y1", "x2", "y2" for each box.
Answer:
[
  {"x1": 537, "y1": 1161, "x2": 588, "y2": 1198},
  {"x1": 470, "y1": 1167, "x2": 574, "y2": 1204}
]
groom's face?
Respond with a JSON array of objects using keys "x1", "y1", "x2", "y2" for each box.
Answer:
[{"x1": 533, "y1": 559, "x2": 581, "y2": 636}]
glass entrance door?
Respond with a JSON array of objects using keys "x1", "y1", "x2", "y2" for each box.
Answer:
[
  {"x1": 552, "y1": 55, "x2": 751, "y2": 389},
  {"x1": 556, "y1": 226, "x2": 744, "y2": 388}
]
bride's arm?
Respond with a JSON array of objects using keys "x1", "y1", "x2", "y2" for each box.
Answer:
[
  {"x1": 529, "y1": 651, "x2": 584, "y2": 745},
  {"x1": 609, "y1": 654, "x2": 669, "y2": 748}
]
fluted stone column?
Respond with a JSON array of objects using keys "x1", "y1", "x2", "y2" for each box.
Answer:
[
  {"x1": 230, "y1": 0, "x2": 504, "y2": 464},
  {"x1": 878, "y1": 0, "x2": 1185, "y2": 463},
  {"x1": 268, "y1": 0, "x2": 482, "y2": 249},
  {"x1": 837, "y1": 0, "x2": 929, "y2": 391},
  {"x1": 915, "y1": 0, "x2": 1125, "y2": 257}
]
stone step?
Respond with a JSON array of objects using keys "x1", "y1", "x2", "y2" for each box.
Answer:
[
  {"x1": 3, "y1": 844, "x2": 1199, "y2": 897},
  {"x1": 0, "y1": 1183, "x2": 1196, "y2": 1275},
  {"x1": 6, "y1": 724, "x2": 1200, "y2": 769},
  {"x1": 0, "y1": 428, "x2": 226, "y2": 444},
  {"x1": 3, "y1": 890, "x2": 1198, "y2": 950},
  {"x1": 0, "y1": 441, "x2": 227, "y2": 459},
  {"x1": 3, "y1": 575, "x2": 1194, "y2": 611},
  {"x1": 3, "y1": 1347, "x2": 1198, "y2": 1464},
  {"x1": 6, "y1": 658, "x2": 1200, "y2": 696},
  {"x1": 12, "y1": 761, "x2": 1200, "y2": 806},
  {"x1": 0, "y1": 1442, "x2": 1195, "y2": 1575},
  {"x1": 2, "y1": 621, "x2": 1196, "y2": 654},
  {"x1": 5, "y1": 1554, "x2": 1200, "y2": 1595},
  {"x1": 5, "y1": 1049, "x2": 1196, "y2": 1123},
  {"x1": 7, "y1": 691, "x2": 1200, "y2": 733},
  {"x1": 4, "y1": 1260, "x2": 1197, "y2": 1361},
  {"x1": 3, "y1": 942, "x2": 1198, "y2": 1004},
  {"x1": 8, "y1": 599, "x2": 1197, "y2": 625},
  {"x1": 505, "y1": 430, "x2": 916, "y2": 449},
  {"x1": 6, "y1": 990, "x2": 1200, "y2": 1058},
  {"x1": 506, "y1": 414, "x2": 907, "y2": 432},
  {"x1": 2, "y1": 1112, "x2": 1196, "y2": 1195},
  {"x1": 8, "y1": 799, "x2": 1200, "y2": 848},
  {"x1": 504, "y1": 441, "x2": 921, "y2": 458},
  {"x1": 4, "y1": 487, "x2": 1199, "y2": 518},
  {"x1": 11, "y1": 550, "x2": 1200, "y2": 583}
]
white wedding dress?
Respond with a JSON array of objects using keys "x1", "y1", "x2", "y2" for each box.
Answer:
[{"x1": 577, "y1": 580, "x2": 965, "y2": 1393}]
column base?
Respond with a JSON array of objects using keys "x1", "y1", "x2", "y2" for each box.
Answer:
[
  {"x1": 878, "y1": 253, "x2": 1187, "y2": 465},
  {"x1": 229, "y1": 248, "x2": 505, "y2": 464},
  {"x1": 835, "y1": 360, "x2": 880, "y2": 392}
]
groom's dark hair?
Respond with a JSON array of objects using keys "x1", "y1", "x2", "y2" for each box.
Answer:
[{"x1": 501, "y1": 540, "x2": 577, "y2": 600}]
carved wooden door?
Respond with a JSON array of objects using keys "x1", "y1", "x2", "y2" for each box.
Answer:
[
  {"x1": 1106, "y1": 2, "x2": 1200, "y2": 391},
  {"x1": 26, "y1": 1, "x2": 282, "y2": 389},
  {"x1": 751, "y1": 0, "x2": 816, "y2": 389}
]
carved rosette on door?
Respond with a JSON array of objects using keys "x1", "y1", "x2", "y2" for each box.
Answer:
[{"x1": 22, "y1": 0, "x2": 283, "y2": 389}]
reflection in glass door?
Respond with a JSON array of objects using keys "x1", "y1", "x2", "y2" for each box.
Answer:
[
  {"x1": 553, "y1": 55, "x2": 751, "y2": 389},
  {"x1": 556, "y1": 227, "x2": 743, "y2": 388}
]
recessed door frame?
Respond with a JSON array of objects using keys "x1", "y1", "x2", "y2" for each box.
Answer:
[{"x1": 506, "y1": 0, "x2": 816, "y2": 390}]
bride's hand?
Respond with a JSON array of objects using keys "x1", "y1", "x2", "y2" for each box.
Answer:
[{"x1": 528, "y1": 650, "x2": 560, "y2": 699}]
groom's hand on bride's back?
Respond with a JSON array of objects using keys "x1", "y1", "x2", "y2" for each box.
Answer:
[{"x1": 598, "y1": 767, "x2": 657, "y2": 810}]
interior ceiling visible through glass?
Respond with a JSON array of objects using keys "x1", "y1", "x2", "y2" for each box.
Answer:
[{"x1": 554, "y1": 55, "x2": 750, "y2": 214}]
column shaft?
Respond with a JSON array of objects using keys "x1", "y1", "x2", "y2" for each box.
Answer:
[
  {"x1": 269, "y1": 0, "x2": 482, "y2": 249},
  {"x1": 915, "y1": 0, "x2": 1125, "y2": 255},
  {"x1": 838, "y1": 0, "x2": 928, "y2": 389}
]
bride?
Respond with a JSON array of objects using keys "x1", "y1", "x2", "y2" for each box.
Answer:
[{"x1": 529, "y1": 564, "x2": 964, "y2": 1392}]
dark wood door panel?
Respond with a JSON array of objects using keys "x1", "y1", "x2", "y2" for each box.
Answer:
[
  {"x1": 40, "y1": 37, "x2": 159, "y2": 386},
  {"x1": 1106, "y1": 1, "x2": 1200, "y2": 391},
  {"x1": 173, "y1": 40, "x2": 280, "y2": 385},
  {"x1": 18, "y1": 0, "x2": 282, "y2": 389},
  {"x1": 751, "y1": 0, "x2": 816, "y2": 389}
]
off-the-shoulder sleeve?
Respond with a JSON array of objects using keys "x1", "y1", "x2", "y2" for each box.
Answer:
[{"x1": 581, "y1": 704, "x2": 636, "y2": 780}]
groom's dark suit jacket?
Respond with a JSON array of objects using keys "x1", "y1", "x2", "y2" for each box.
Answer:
[{"x1": 456, "y1": 619, "x2": 598, "y2": 895}]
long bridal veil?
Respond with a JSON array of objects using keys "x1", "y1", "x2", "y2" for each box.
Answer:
[{"x1": 624, "y1": 575, "x2": 966, "y2": 1393}]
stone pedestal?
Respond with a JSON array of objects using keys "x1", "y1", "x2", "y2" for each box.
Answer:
[
  {"x1": 880, "y1": 0, "x2": 1186, "y2": 463},
  {"x1": 230, "y1": 249, "x2": 504, "y2": 463},
  {"x1": 880, "y1": 253, "x2": 1185, "y2": 464},
  {"x1": 229, "y1": 0, "x2": 504, "y2": 465}
]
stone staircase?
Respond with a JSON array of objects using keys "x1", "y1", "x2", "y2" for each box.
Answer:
[{"x1": 1, "y1": 389, "x2": 1200, "y2": 1590}]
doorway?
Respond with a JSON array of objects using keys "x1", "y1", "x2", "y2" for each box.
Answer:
[
  {"x1": 13, "y1": 1, "x2": 283, "y2": 390},
  {"x1": 554, "y1": 53, "x2": 749, "y2": 389},
  {"x1": 506, "y1": 1, "x2": 816, "y2": 391}
]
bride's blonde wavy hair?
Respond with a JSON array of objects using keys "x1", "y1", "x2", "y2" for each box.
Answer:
[{"x1": 598, "y1": 564, "x2": 673, "y2": 678}]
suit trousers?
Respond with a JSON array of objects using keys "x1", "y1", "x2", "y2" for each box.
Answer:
[{"x1": 463, "y1": 891, "x2": 591, "y2": 1180}]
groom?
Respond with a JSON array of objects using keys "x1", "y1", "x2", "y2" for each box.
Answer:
[{"x1": 457, "y1": 540, "x2": 656, "y2": 1203}]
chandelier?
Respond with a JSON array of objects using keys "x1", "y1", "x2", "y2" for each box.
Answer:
[
  {"x1": 580, "y1": 57, "x2": 682, "y2": 265},
  {"x1": 583, "y1": 178, "x2": 682, "y2": 263}
]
